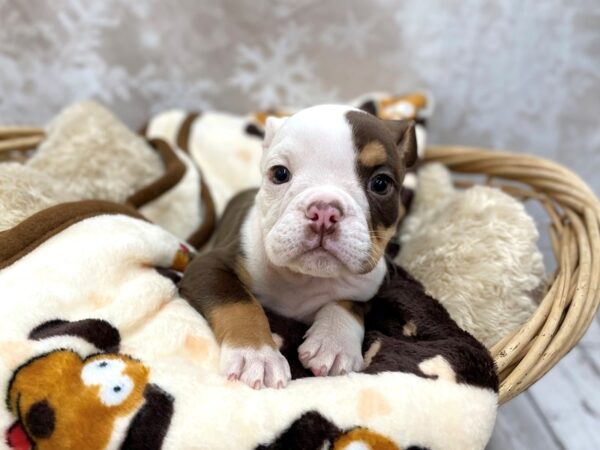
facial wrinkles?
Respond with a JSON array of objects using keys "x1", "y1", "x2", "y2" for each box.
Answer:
[
  {"x1": 262, "y1": 146, "x2": 368, "y2": 228},
  {"x1": 257, "y1": 105, "x2": 396, "y2": 274}
]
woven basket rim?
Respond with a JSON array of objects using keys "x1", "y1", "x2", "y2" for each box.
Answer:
[
  {"x1": 2, "y1": 127, "x2": 599, "y2": 404},
  {"x1": 425, "y1": 145, "x2": 600, "y2": 403}
]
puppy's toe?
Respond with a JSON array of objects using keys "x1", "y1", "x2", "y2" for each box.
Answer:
[
  {"x1": 220, "y1": 345, "x2": 290, "y2": 389},
  {"x1": 330, "y1": 352, "x2": 364, "y2": 376},
  {"x1": 220, "y1": 347, "x2": 245, "y2": 381},
  {"x1": 299, "y1": 335, "x2": 363, "y2": 377}
]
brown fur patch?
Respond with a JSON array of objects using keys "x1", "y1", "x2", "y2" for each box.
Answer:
[
  {"x1": 179, "y1": 190, "x2": 271, "y2": 351},
  {"x1": 337, "y1": 300, "x2": 367, "y2": 325},
  {"x1": 0, "y1": 200, "x2": 144, "y2": 271},
  {"x1": 346, "y1": 110, "x2": 416, "y2": 266},
  {"x1": 125, "y1": 139, "x2": 186, "y2": 208},
  {"x1": 359, "y1": 141, "x2": 387, "y2": 167},
  {"x1": 209, "y1": 301, "x2": 276, "y2": 348},
  {"x1": 176, "y1": 112, "x2": 201, "y2": 152},
  {"x1": 362, "y1": 224, "x2": 397, "y2": 273}
]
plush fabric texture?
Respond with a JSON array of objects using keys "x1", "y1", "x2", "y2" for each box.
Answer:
[
  {"x1": 0, "y1": 203, "x2": 497, "y2": 450},
  {"x1": 0, "y1": 163, "x2": 79, "y2": 231},
  {"x1": 0, "y1": 95, "x2": 549, "y2": 449},
  {"x1": 0, "y1": 102, "x2": 209, "y2": 245},
  {"x1": 397, "y1": 164, "x2": 543, "y2": 347},
  {"x1": 29, "y1": 101, "x2": 164, "y2": 202}
]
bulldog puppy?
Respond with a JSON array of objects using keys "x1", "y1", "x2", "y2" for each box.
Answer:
[{"x1": 180, "y1": 105, "x2": 417, "y2": 389}]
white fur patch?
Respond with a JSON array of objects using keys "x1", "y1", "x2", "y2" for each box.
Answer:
[
  {"x1": 241, "y1": 105, "x2": 389, "y2": 322},
  {"x1": 220, "y1": 344, "x2": 291, "y2": 389},
  {"x1": 256, "y1": 105, "x2": 374, "y2": 277},
  {"x1": 298, "y1": 302, "x2": 364, "y2": 376}
]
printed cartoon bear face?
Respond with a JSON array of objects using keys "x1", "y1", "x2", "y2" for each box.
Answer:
[{"x1": 7, "y1": 351, "x2": 149, "y2": 450}]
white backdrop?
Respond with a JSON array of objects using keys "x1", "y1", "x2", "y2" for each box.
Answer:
[{"x1": 1, "y1": 0, "x2": 599, "y2": 192}]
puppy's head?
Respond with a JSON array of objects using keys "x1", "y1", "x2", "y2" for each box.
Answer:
[{"x1": 256, "y1": 105, "x2": 417, "y2": 277}]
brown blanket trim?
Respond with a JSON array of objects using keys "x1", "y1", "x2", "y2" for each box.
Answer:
[
  {"x1": 123, "y1": 135, "x2": 216, "y2": 248},
  {"x1": 176, "y1": 112, "x2": 201, "y2": 153},
  {"x1": 0, "y1": 200, "x2": 145, "y2": 271},
  {"x1": 186, "y1": 172, "x2": 217, "y2": 249},
  {"x1": 169, "y1": 112, "x2": 216, "y2": 249},
  {"x1": 124, "y1": 135, "x2": 216, "y2": 248},
  {"x1": 126, "y1": 138, "x2": 186, "y2": 208}
]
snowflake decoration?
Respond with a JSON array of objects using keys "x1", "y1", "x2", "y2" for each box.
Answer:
[
  {"x1": 137, "y1": 65, "x2": 215, "y2": 113},
  {"x1": 320, "y1": 11, "x2": 381, "y2": 57},
  {"x1": 229, "y1": 23, "x2": 337, "y2": 108}
]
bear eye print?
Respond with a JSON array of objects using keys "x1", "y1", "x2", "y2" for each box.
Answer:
[
  {"x1": 99, "y1": 376, "x2": 134, "y2": 406},
  {"x1": 82, "y1": 358, "x2": 126, "y2": 384},
  {"x1": 81, "y1": 358, "x2": 134, "y2": 406},
  {"x1": 269, "y1": 165, "x2": 291, "y2": 184}
]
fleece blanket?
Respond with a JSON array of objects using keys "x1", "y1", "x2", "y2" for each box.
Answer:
[{"x1": 0, "y1": 93, "x2": 499, "y2": 450}]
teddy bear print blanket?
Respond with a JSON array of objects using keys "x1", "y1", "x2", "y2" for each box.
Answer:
[{"x1": 0, "y1": 94, "x2": 498, "y2": 450}]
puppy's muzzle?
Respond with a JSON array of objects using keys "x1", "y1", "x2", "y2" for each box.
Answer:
[{"x1": 306, "y1": 201, "x2": 343, "y2": 236}]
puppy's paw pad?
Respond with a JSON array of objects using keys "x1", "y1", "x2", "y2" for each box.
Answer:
[{"x1": 220, "y1": 345, "x2": 291, "y2": 389}]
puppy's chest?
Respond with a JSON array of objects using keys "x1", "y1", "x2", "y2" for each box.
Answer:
[
  {"x1": 248, "y1": 265, "x2": 383, "y2": 323},
  {"x1": 253, "y1": 278, "x2": 342, "y2": 322}
]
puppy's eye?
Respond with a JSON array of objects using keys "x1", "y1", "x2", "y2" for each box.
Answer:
[
  {"x1": 269, "y1": 165, "x2": 291, "y2": 184},
  {"x1": 369, "y1": 174, "x2": 393, "y2": 195}
]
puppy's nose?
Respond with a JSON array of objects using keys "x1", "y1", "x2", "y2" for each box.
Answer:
[{"x1": 306, "y1": 202, "x2": 343, "y2": 235}]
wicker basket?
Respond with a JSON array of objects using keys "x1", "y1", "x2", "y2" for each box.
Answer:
[
  {"x1": 2, "y1": 127, "x2": 600, "y2": 405},
  {"x1": 425, "y1": 146, "x2": 600, "y2": 404}
]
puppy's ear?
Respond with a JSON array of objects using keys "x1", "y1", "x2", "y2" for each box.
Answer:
[
  {"x1": 263, "y1": 116, "x2": 287, "y2": 149},
  {"x1": 385, "y1": 119, "x2": 418, "y2": 168}
]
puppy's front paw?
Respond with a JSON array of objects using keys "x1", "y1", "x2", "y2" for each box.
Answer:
[
  {"x1": 220, "y1": 345, "x2": 291, "y2": 389},
  {"x1": 298, "y1": 328, "x2": 364, "y2": 377}
]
